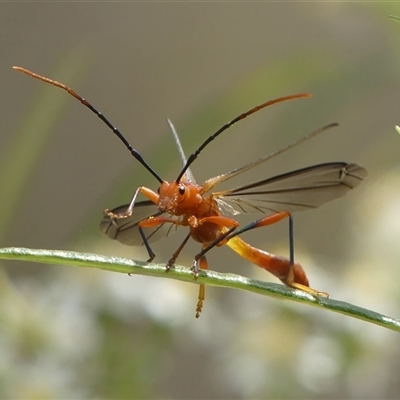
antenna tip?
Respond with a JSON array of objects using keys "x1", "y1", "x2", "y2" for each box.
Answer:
[{"x1": 12, "y1": 66, "x2": 27, "y2": 74}]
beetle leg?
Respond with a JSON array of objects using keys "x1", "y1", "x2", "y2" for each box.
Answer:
[
  {"x1": 104, "y1": 186, "x2": 159, "y2": 219},
  {"x1": 166, "y1": 232, "x2": 192, "y2": 271},
  {"x1": 195, "y1": 255, "x2": 208, "y2": 318},
  {"x1": 138, "y1": 216, "x2": 180, "y2": 262}
]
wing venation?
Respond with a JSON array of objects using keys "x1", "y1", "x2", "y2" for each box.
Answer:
[
  {"x1": 213, "y1": 162, "x2": 366, "y2": 215},
  {"x1": 100, "y1": 200, "x2": 178, "y2": 246}
]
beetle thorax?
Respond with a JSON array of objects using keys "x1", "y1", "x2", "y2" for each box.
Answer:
[{"x1": 158, "y1": 181, "x2": 205, "y2": 216}]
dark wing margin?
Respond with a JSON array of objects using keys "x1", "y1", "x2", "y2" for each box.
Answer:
[
  {"x1": 100, "y1": 200, "x2": 178, "y2": 246},
  {"x1": 213, "y1": 162, "x2": 366, "y2": 215}
]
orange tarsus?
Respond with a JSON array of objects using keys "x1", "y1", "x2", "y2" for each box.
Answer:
[
  {"x1": 195, "y1": 255, "x2": 208, "y2": 318},
  {"x1": 104, "y1": 186, "x2": 159, "y2": 219}
]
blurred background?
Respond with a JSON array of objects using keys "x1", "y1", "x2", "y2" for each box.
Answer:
[{"x1": 1, "y1": 2, "x2": 400, "y2": 399}]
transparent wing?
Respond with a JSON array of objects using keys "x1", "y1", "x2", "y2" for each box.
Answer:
[
  {"x1": 201, "y1": 123, "x2": 338, "y2": 193},
  {"x1": 100, "y1": 201, "x2": 179, "y2": 246},
  {"x1": 213, "y1": 162, "x2": 366, "y2": 215}
]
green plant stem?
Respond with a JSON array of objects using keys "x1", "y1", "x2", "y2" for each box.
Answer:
[{"x1": 1, "y1": 246, "x2": 399, "y2": 332}]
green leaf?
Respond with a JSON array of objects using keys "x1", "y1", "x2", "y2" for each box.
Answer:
[{"x1": 1, "y1": 246, "x2": 399, "y2": 332}]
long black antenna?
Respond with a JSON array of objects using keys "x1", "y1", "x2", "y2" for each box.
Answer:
[
  {"x1": 13, "y1": 66, "x2": 163, "y2": 184},
  {"x1": 175, "y1": 93, "x2": 312, "y2": 183}
]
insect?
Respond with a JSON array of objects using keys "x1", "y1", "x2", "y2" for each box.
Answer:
[{"x1": 13, "y1": 66, "x2": 367, "y2": 317}]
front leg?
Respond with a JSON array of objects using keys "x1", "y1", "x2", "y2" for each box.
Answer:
[{"x1": 104, "y1": 186, "x2": 159, "y2": 219}]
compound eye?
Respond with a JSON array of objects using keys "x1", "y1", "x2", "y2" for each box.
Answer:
[{"x1": 178, "y1": 185, "x2": 185, "y2": 195}]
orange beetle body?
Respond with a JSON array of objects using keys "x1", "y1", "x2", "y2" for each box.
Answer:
[{"x1": 13, "y1": 66, "x2": 367, "y2": 317}]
